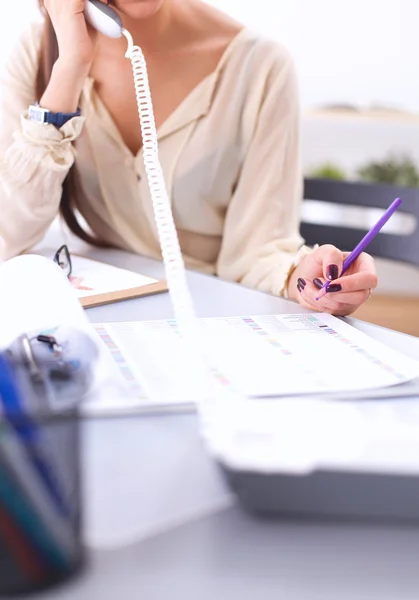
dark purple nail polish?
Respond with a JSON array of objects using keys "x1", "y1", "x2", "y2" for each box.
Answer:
[
  {"x1": 297, "y1": 278, "x2": 306, "y2": 288},
  {"x1": 327, "y1": 283, "x2": 342, "y2": 293},
  {"x1": 313, "y1": 278, "x2": 323, "y2": 290},
  {"x1": 327, "y1": 264, "x2": 339, "y2": 280}
]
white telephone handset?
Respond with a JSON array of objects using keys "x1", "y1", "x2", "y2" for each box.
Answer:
[{"x1": 84, "y1": 0, "x2": 123, "y2": 38}]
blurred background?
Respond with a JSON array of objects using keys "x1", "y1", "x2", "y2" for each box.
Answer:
[
  {"x1": 206, "y1": 0, "x2": 419, "y2": 180},
  {"x1": 206, "y1": 0, "x2": 419, "y2": 335},
  {"x1": 2, "y1": 1, "x2": 419, "y2": 333}
]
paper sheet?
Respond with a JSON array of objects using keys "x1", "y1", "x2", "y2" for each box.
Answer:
[
  {"x1": 0, "y1": 255, "x2": 89, "y2": 349},
  {"x1": 82, "y1": 416, "x2": 233, "y2": 549},
  {"x1": 87, "y1": 314, "x2": 419, "y2": 412},
  {"x1": 324, "y1": 398, "x2": 419, "y2": 474},
  {"x1": 68, "y1": 255, "x2": 158, "y2": 299},
  {"x1": 0, "y1": 254, "x2": 127, "y2": 402}
]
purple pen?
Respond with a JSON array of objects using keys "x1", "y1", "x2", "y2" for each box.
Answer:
[{"x1": 316, "y1": 197, "x2": 402, "y2": 300}]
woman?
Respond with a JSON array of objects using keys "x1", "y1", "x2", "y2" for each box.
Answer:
[{"x1": 0, "y1": 0, "x2": 377, "y2": 314}]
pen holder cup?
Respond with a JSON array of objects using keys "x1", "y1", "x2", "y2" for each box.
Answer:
[{"x1": 0, "y1": 408, "x2": 84, "y2": 596}]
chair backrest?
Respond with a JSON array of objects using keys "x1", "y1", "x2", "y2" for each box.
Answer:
[{"x1": 302, "y1": 178, "x2": 419, "y2": 268}]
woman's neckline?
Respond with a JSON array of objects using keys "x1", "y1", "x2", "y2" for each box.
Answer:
[{"x1": 85, "y1": 27, "x2": 251, "y2": 160}]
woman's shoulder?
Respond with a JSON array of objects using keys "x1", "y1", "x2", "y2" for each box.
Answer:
[
  {"x1": 216, "y1": 29, "x2": 298, "y2": 108},
  {"x1": 199, "y1": 1, "x2": 293, "y2": 73},
  {"x1": 226, "y1": 29, "x2": 296, "y2": 79}
]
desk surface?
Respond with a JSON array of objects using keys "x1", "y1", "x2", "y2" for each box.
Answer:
[{"x1": 34, "y1": 239, "x2": 419, "y2": 600}]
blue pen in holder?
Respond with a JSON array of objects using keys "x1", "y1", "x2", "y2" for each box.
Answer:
[{"x1": 0, "y1": 327, "x2": 96, "y2": 596}]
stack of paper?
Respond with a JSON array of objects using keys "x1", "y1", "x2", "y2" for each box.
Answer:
[{"x1": 87, "y1": 313, "x2": 419, "y2": 410}]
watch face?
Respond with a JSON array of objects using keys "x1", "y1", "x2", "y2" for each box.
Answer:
[{"x1": 28, "y1": 106, "x2": 47, "y2": 123}]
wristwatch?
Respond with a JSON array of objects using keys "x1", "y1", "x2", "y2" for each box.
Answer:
[{"x1": 28, "y1": 102, "x2": 81, "y2": 128}]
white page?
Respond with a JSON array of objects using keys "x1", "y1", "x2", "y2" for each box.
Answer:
[
  {"x1": 68, "y1": 255, "x2": 158, "y2": 299},
  {"x1": 321, "y1": 398, "x2": 419, "y2": 474},
  {"x1": 87, "y1": 313, "x2": 419, "y2": 412},
  {"x1": 0, "y1": 255, "x2": 89, "y2": 348},
  {"x1": 0, "y1": 254, "x2": 125, "y2": 402}
]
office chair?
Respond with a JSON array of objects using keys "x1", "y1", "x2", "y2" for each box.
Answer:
[{"x1": 302, "y1": 178, "x2": 419, "y2": 268}]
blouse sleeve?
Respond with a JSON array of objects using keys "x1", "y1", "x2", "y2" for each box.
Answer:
[
  {"x1": 216, "y1": 46, "x2": 312, "y2": 297},
  {"x1": 0, "y1": 22, "x2": 85, "y2": 261}
]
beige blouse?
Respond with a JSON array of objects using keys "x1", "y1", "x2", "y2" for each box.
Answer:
[{"x1": 0, "y1": 22, "x2": 310, "y2": 296}]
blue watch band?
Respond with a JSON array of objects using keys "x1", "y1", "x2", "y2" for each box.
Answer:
[
  {"x1": 28, "y1": 103, "x2": 82, "y2": 128},
  {"x1": 47, "y1": 109, "x2": 82, "y2": 128}
]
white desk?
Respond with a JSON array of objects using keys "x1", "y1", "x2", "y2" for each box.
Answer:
[{"x1": 34, "y1": 242, "x2": 419, "y2": 600}]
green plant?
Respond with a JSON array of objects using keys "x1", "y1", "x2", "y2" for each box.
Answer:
[
  {"x1": 357, "y1": 155, "x2": 419, "y2": 187},
  {"x1": 309, "y1": 163, "x2": 347, "y2": 181}
]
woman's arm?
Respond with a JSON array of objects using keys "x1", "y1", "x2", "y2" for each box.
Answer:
[
  {"x1": 0, "y1": 23, "x2": 85, "y2": 261},
  {"x1": 216, "y1": 46, "x2": 309, "y2": 297},
  {"x1": 216, "y1": 44, "x2": 377, "y2": 315}
]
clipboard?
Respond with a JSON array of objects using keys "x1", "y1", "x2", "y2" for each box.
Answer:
[{"x1": 68, "y1": 254, "x2": 167, "y2": 308}]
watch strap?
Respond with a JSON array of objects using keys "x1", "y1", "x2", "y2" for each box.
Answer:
[{"x1": 28, "y1": 103, "x2": 81, "y2": 128}]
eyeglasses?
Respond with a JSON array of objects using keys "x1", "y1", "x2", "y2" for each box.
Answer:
[{"x1": 53, "y1": 245, "x2": 72, "y2": 278}]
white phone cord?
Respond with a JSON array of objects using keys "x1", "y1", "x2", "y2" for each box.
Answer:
[
  {"x1": 121, "y1": 31, "x2": 278, "y2": 471},
  {"x1": 122, "y1": 31, "x2": 221, "y2": 406},
  {"x1": 123, "y1": 32, "x2": 194, "y2": 329}
]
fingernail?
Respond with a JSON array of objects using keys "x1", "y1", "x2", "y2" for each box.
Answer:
[
  {"x1": 297, "y1": 277, "x2": 306, "y2": 293},
  {"x1": 313, "y1": 278, "x2": 324, "y2": 290},
  {"x1": 327, "y1": 264, "x2": 339, "y2": 280},
  {"x1": 297, "y1": 278, "x2": 306, "y2": 293},
  {"x1": 327, "y1": 284, "x2": 342, "y2": 293}
]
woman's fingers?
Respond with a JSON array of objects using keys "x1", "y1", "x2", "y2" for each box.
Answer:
[
  {"x1": 313, "y1": 253, "x2": 377, "y2": 294},
  {"x1": 328, "y1": 256, "x2": 377, "y2": 293},
  {"x1": 290, "y1": 248, "x2": 377, "y2": 316},
  {"x1": 313, "y1": 276, "x2": 371, "y2": 305},
  {"x1": 296, "y1": 278, "x2": 343, "y2": 313},
  {"x1": 330, "y1": 290, "x2": 370, "y2": 306},
  {"x1": 297, "y1": 278, "x2": 372, "y2": 316},
  {"x1": 307, "y1": 244, "x2": 344, "y2": 281}
]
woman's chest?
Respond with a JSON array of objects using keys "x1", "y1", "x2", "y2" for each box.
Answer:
[
  {"x1": 89, "y1": 51, "x2": 232, "y2": 157},
  {"x1": 79, "y1": 110, "x2": 242, "y2": 236}
]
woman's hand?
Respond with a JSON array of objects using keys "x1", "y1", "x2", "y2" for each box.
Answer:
[
  {"x1": 40, "y1": 0, "x2": 98, "y2": 113},
  {"x1": 43, "y1": 0, "x2": 96, "y2": 72},
  {"x1": 287, "y1": 245, "x2": 378, "y2": 316}
]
